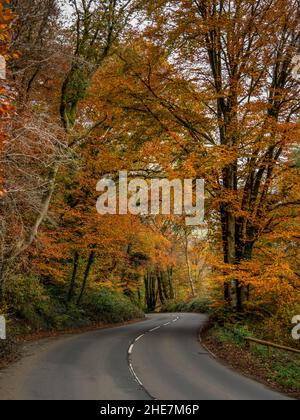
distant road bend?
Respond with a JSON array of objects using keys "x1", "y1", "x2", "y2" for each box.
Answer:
[{"x1": 0, "y1": 313, "x2": 290, "y2": 400}]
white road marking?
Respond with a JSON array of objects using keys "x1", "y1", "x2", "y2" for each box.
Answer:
[
  {"x1": 128, "y1": 344, "x2": 134, "y2": 355},
  {"x1": 129, "y1": 363, "x2": 143, "y2": 386},
  {"x1": 128, "y1": 316, "x2": 181, "y2": 390},
  {"x1": 149, "y1": 326, "x2": 161, "y2": 332},
  {"x1": 135, "y1": 334, "x2": 144, "y2": 342}
]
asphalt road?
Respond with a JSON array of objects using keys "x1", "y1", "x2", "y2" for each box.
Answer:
[{"x1": 0, "y1": 313, "x2": 290, "y2": 400}]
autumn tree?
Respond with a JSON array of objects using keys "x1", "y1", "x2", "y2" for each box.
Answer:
[
  {"x1": 0, "y1": 0, "x2": 15, "y2": 288},
  {"x1": 60, "y1": 0, "x2": 142, "y2": 131},
  {"x1": 0, "y1": 0, "x2": 14, "y2": 146},
  {"x1": 2, "y1": 0, "x2": 299, "y2": 320},
  {"x1": 10, "y1": 0, "x2": 60, "y2": 100},
  {"x1": 0, "y1": 1, "x2": 143, "y2": 291},
  {"x1": 112, "y1": 0, "x2": 300, "y2": 311}
]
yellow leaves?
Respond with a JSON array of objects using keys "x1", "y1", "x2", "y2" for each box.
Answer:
[
  {"x1": 0, "y1": 1, "x2": 14, "y2": 52},
  {"x1": 207, "y1": 240, "x2": 300, "y2": 315},
  {"x1": 0, "y1": 1, "x2": 15, "y2": 190}
]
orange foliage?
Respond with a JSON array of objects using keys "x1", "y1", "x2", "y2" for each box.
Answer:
[{"x1": 0, "y1": 0, "x2": 14, "y2": 193}]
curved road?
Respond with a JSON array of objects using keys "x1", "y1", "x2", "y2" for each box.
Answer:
[{"x1": 0, "y1": 314, "x2": 290, "y2": 400}]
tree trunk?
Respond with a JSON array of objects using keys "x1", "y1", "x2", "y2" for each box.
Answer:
[
  {"x1": 68, "y1": 251, "x2": 79, "y2": 303},
  {"x1": 221, "y1": 164, "x2": 244, "y2": 311},
  {"x1": 184, "y1": 233, "x2": 196, "y2": 297},
  {"x1": 157, "y1": 270, "x2": 166, "y2": 305},
  {"x1": 77, "y1": 251, "x2": 96, "y2": 306},
  {"x1": 6, "y1": 164, "x2": 59, "y2": 268},
  {"x1": 144, "y1": 270, "x2": 158, "y2": 312},
  {"x1": 168, "y1": 268, "x2": 175, "y2": 300}
]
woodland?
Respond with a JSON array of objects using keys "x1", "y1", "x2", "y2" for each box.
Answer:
[{"x1": 0, "y1": 0, "x2": 299, "y2": 386}]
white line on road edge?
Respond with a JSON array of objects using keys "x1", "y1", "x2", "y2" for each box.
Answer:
[
  {"x1": 197, "y1": 323, "x2": 217, "y2": 359},
  {"x1": 200, "y1": 342, "x2": 216, "y2": 358}
]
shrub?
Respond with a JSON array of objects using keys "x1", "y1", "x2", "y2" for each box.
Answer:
[
  {"x1": 187, "y1": 298, "x2": 211, "y2": 313},
  {"x1": 82, "y1": 288, "x2": 144, "y2": 324},
  {"x1": 161, "y1": 297, "x2": 211, "y2": 314},
  {"x1": 3, "y1": 277, "x2": 144, "y2": 333},
  {"x1": 4, "y1": 275, "x2": 54, "y2": 330}
]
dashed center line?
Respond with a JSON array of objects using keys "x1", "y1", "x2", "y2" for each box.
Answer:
[
  {"x1": 127, "y1": 316, "x2": 180, "y2": 393},
  {"x1": 128, "y1": 344, "x2": 134, "y2": 355},
  {"x1": 149, "y1": 326, "x2": 161, "y2": 332},
  {"x1": 129, "y1": 363, "x2": 143, "y2": 387},
  {"x1": 135, "y1": 334, "x2": 145, "y2": 342}
]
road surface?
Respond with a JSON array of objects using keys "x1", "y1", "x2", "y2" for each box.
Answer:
[{"x1": 0, "y1": 313, "x2": 290, "y2": 400}]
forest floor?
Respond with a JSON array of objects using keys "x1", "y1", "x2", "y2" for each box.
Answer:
[{"x1": 203, "y1": 326, "x2": 300, "y2": 400}]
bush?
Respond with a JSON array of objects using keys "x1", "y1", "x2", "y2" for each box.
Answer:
[
  {"x1": 161, "y1": 297, "x2": 211, "y2": 314},
  {"x1": 4, "y1": 276, "x2": 55, "y2": 330},
  {"x1": 187, "y1": 298, "x2": 211, "y2": 313},
  {"x1": 3, "y1": 277, "x2": 144, "y2": 334},
  {"x1": 83, "y1": 288, "x2": 144, "y2": 324}
]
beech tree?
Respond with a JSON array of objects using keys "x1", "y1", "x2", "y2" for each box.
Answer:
[
  {"x1": 61, "y1": 0, "x2": 142, "y2": 131},
  {"x1": 0, "y1": 0, "x2": 15, "y2": 289},
  {"x1": 1, "y1": 0, "x2": 299, "y2": 321},
  {"x1": 0, "y1": 0, "x2": 14, "y2": 128},
  {"x1": 108, "y1": 0, "x2": 300, "y2": 310},
  {"x1": 10, "y1": 0, "x2": 60, "y2": 99},
  {"x1": 0, "y1": 0, "x2": 142, "y2": 290}
]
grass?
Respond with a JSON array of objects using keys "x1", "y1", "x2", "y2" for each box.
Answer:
[
  {"x1": 272, "y1": 361, "x2": 300, "y2": 390},
  {"x1": 205, "y1": 324, "x2": 300, "y2": 397}
]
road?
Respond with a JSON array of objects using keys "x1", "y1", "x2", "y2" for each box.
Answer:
[{"x1": 0, "y1": 313, "x2": 290, "y2": 400}]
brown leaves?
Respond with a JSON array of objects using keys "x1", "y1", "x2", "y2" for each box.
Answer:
[{"x1": 0, "y1": 0, "x2": 14, "y2": 193}]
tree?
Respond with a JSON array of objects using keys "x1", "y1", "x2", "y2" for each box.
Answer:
[
  {"x1": 60, "y1": 0, "x2": 141, "y2": 131},
  {"x1": 0, "y1": 0, "x2": 14, "y2": 138},
  {"x1": 0, "y1": 1, "x2": 141, "y2": 290},
  {"x1": 116, "y1": 0, "x2": 300, "y2": 311},
  {"x1": 10, "y1": 0, "x2": 60, "y2": 100}
]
